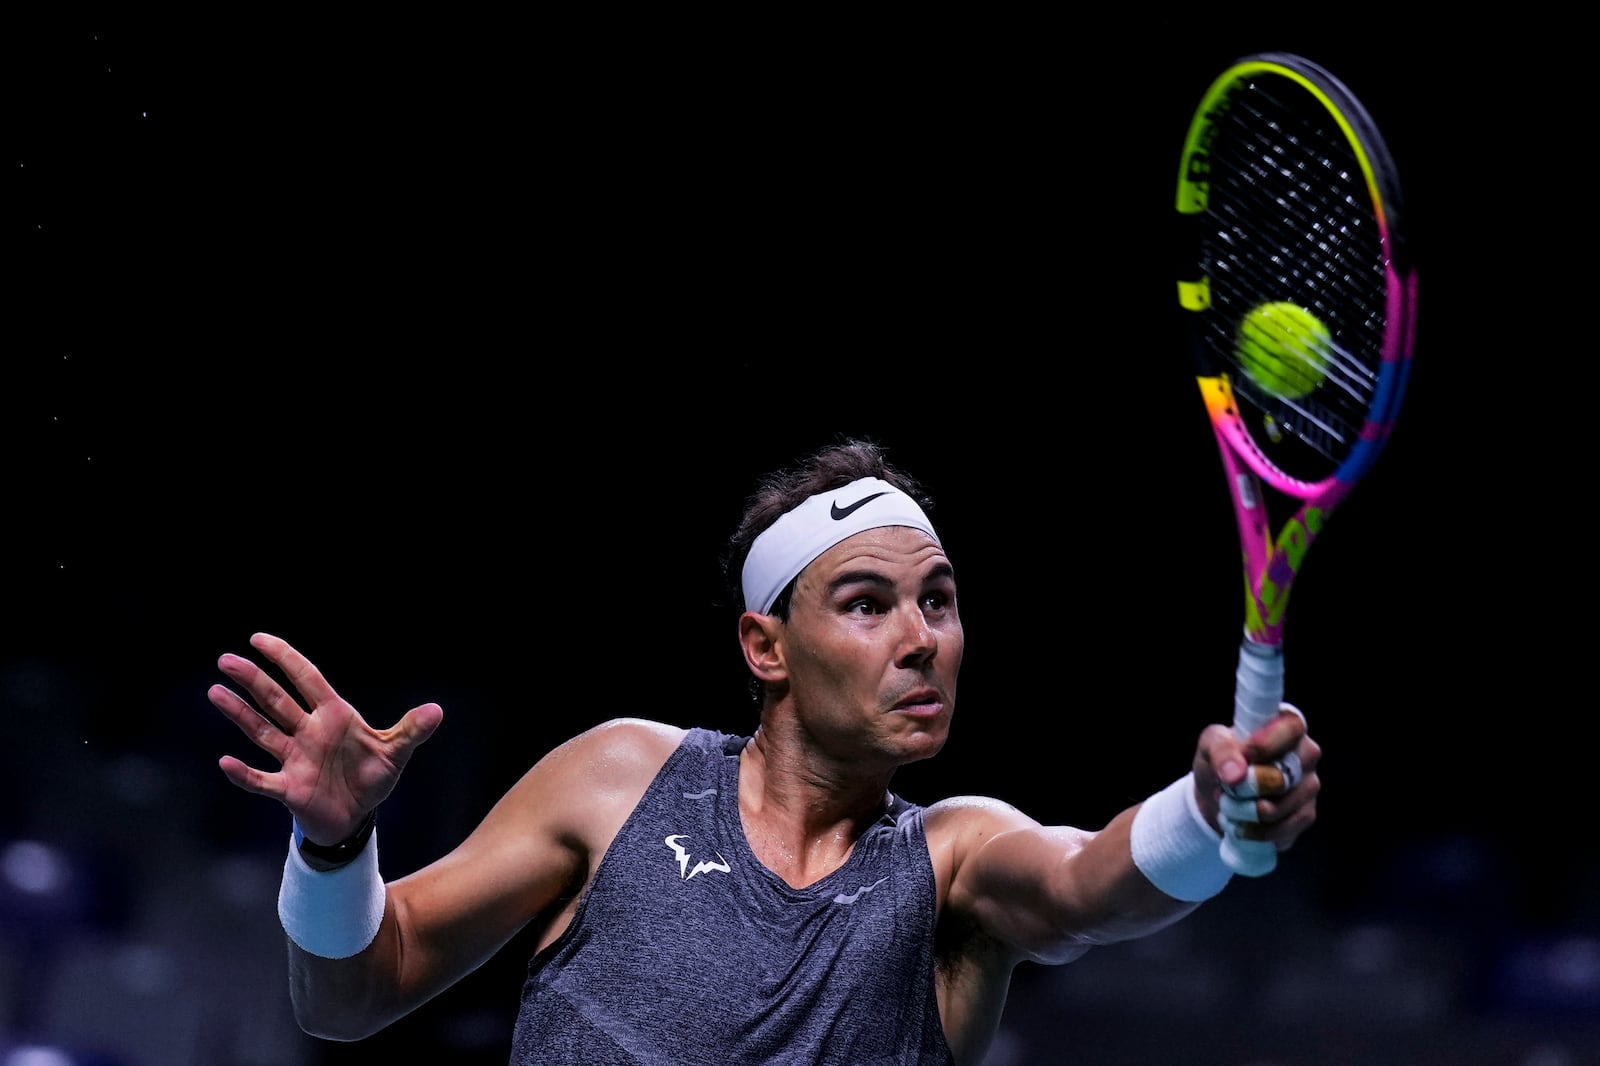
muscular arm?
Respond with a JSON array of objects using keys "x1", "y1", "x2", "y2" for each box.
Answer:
[
  {"x1": 936, "y1": 706, "x2": 1320, "y2": 967},
  {"x1": 288, "y1": 719, "x2": 683, "y2": 1040},
  {"x1": 938, "y1": 805, "x2": 1194, "y2": 969},
  {"x1": 210, "y1": 632, "x2": 687, "y2": 1040}
]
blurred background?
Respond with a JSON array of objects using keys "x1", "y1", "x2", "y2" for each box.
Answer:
[{"x1": 8, "y1": 15, "x2": 1592, "y2": 1066}]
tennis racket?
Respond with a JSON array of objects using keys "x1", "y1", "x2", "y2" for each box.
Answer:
[{"x1": 1175, "y1": 53, "x2": 1418, "y2": 875}]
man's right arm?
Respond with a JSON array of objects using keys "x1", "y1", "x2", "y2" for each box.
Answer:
[
  {"x1": 210, "y1": 633, "x2": 684, "y2": 1041},
  {"x1": 278, "y1": 717, "x2": 686, "y2": 1040}
]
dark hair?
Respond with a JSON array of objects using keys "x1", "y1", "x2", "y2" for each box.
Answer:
[{"x1": 720, "y1": 436, "x2": 934, "y2": 623}]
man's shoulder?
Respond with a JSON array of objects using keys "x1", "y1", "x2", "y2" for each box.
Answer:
[
  {"x1": 922, "y1": 794, "x2": 1040, "y2": 847},
  {"x1": 519, "y1": 720, "x2": 692, "y2": 841},
  {"x1": 924, "y1": 793, "x2": 1031, "y2": 821},
  {"x1": 581, "y1": 716, "x2": 691, "y2": 743},
  {"x1": 571, "y1": 717, "x2": 691, "y2": 768}
]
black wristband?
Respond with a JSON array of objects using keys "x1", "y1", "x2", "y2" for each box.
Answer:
[{"x1": 294, "y1": 808, "x2": 377, "y2": 872}]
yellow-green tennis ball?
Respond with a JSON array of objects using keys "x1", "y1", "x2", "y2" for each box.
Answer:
[{"x1": 1235, "y1": 301, "x2": 1330, "y2": 400}]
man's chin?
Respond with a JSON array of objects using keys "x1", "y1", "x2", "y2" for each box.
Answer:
[{"x1": 894, "y1": 721, "x2": 950, "y2": 764}]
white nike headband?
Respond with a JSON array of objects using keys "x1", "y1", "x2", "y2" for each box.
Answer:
[{"x1": 741, "y1": 476, "x2": 940, "y2": 615}]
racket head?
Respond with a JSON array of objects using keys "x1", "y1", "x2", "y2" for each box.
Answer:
[{"x1": 1177, "y1": 52, "x2": 1418, "y2": 503}]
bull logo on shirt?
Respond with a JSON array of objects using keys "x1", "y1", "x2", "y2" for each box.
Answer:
[{"x1": 664, "y1": 835, "x2": 731, "y2": 880}]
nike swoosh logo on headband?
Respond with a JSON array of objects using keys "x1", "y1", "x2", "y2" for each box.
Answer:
[{"x1": 830, "y1": 491, "x2": 891, "y2": 520}]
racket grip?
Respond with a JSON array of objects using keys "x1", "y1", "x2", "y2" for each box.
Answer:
[{"x1": 1220, "y1": 638, "x2": 1284, "y2": 876}]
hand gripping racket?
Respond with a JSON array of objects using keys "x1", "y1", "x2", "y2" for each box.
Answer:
[{"x1": 1175, "y1": 53, "x2": 1418, "y2": 875}]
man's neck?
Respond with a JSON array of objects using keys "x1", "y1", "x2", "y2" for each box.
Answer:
[{"x1": 737, "y1": 730, "x2": 892, "y2": 889}]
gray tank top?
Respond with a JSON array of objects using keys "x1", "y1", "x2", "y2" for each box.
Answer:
[{"x1": 509, "y1": 727, "x2": 954, "y2": 1065}]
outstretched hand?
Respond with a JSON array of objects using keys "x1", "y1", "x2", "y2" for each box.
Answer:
[{"x1": 209, "y1": 632, "x2": 444, "y2": 845}]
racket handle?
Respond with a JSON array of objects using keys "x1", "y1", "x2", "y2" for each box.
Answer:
[{"x1": 1220, "y1": 638, "x2": 1284, "y2": 876}]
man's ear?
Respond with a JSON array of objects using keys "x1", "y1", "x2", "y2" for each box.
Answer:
[{"x1": 738, "y1": 612, "x2": 787, "y2": 684}]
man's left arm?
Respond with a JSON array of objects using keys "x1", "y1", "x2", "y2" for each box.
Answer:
[{"x1": 937, "y1": 707, "x2": 1320, "y2": 964}]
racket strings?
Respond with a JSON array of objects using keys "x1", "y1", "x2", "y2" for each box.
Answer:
[{"x1": 1200, "y1": 79, "x2": 1393, "y2": 473}]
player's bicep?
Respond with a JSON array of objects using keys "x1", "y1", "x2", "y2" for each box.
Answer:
[
  {"x1": 380, "y1": 767, "x2": 588, "y2": 1000},
  {"x1": 957, "y1": 821, "x2": 1101, "y2": 965},
  {"x1": 934, "y1": 799, "x2": 1095, "y2": 965},
  {"x1": 385, "y1": 718, "x2": 680, "y2": 1000},
  {"x1": 941, "y1": 797, "x2": 1196, "y2": 965}
]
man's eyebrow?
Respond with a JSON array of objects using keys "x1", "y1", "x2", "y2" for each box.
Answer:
[
  {"x1": 827, "y1": 560, "x2": 954, "y2": 596},
  {"x1": 827, "y1": 569, "x2": 894, "y2": 596}
]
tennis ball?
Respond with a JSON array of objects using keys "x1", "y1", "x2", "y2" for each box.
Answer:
[{"x1": 1234, "y1": 302, "x2": 1330, "y2": 400}]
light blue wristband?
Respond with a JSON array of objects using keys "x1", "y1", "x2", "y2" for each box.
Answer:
[
  {"x1": 1130, "y1": 773, "x2": 1233, "y2": 902},
  {"x1": 278, "y1": 825, "x2": 385, "y2": 959}
]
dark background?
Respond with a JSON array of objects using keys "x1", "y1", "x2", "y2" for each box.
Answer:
[{"x1": 6, "y1": 15, "x2": 1590, "y2": 1066}]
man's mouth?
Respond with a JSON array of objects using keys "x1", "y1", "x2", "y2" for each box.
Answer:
[{"x1": 891, "y1": 688, "x2": 944, "y2": 714}]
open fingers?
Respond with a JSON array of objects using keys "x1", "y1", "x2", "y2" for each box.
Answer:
[
  {"x1": 208, "y1": 681, "x2": 295, "y2": 764},
  {"x1": 249, "y1": 632, "x2": 342, "y2": 712},
  {"x1": 213, "y1": 631, "x2": 342, "y2": 735},
  {"x1": 214, "y1": 650, "x2": 310, "y2": 736},
  {"x1": 216, "y1": 752, "x2": 288, "y2": 801}
]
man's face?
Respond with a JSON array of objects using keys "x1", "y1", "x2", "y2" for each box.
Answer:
[{"x1": 779, "y1": 525, "x2": 962, "y2": 767}]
